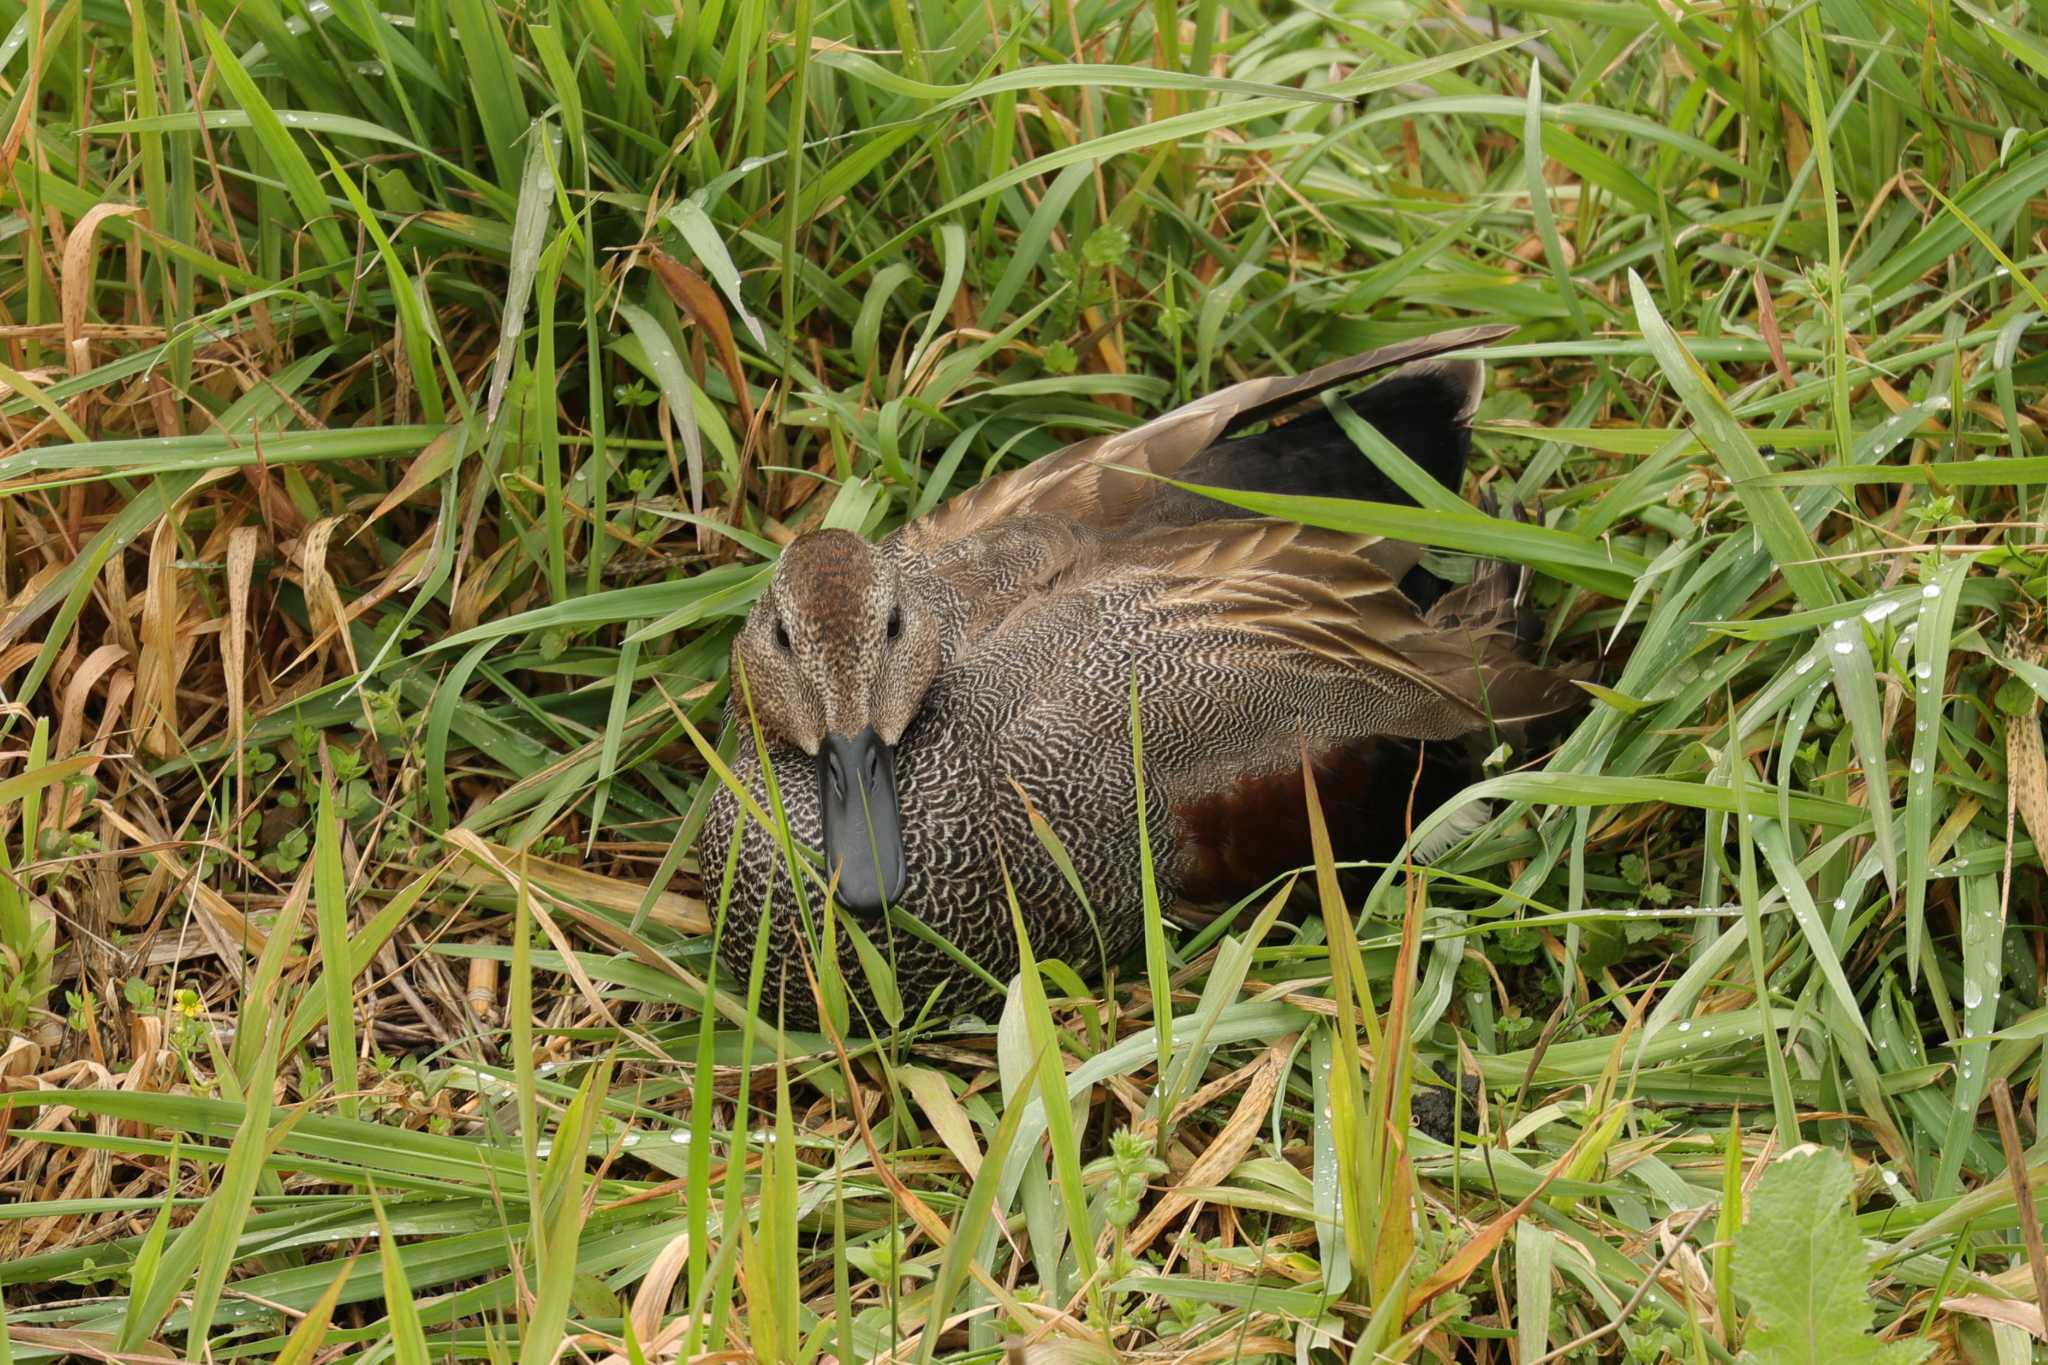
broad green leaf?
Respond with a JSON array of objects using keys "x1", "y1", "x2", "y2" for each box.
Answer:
[{"x1": 1734, "y1": 1148, "x2": 1932, "y2": 1365}]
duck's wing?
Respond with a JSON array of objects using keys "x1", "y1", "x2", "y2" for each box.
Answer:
[
  {"x1": 1055, "y1": 518, "x2": 1580, "y2": 739},
  {"x1": 895, "y1": 324, "x2": 1514, "y2": 565}
]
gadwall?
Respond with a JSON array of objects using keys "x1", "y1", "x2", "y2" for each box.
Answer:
[{"x1": 699, "y1": 325, "x2": 1576, "y2": 1029}]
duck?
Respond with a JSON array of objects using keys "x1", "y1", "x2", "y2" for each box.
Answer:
[{"x1": 697, "y1": 324, "x2": 1579, "y2": 1030}]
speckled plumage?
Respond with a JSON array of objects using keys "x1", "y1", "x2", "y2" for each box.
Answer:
[{"x1": 698, "y1": 326, "x2": 1576, "y2": 1029}]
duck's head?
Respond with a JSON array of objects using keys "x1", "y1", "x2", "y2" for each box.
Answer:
[{"x1": 732, "y1": 528, "x2": 942, "y2": 914}]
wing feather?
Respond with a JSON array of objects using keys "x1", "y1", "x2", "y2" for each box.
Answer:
[
  {"x1": 1035, "y1": 518, "x2": 1579, "y2": 738},
  {"x1": 895, "y1": 324, "x2": 1515, "y2": 563}
]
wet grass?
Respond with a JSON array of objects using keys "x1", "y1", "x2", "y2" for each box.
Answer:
[{"x1": 1, "y1": 0, "x2": 2047, "y2": 1360}]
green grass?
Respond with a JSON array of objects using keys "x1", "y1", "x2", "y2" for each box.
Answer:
[{"x1": 1, "y1": 0, "x2": 2047, "y2": 1360}]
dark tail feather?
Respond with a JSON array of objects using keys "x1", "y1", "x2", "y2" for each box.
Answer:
[
  {"x1": 1345, "y1": 357, "x2": 1484, "y2": 494},
  {"x1": 1133, "y1": 357, "x2": 1485, "y2": 529}
]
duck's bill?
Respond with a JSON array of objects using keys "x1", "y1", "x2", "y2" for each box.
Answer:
[{"x1": 819, "y1": 727, "x2": 905, "y2": 915}]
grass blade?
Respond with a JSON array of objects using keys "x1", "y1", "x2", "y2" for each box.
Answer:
[
  {"x1": 195, "y1": 17, "x2": 350, "y2": 269},
  {"x1": 1129, "y1": 672, "x2": 1175, "y2": 1145},
  {"x1": 313, "y1": 746, "x2": 360, "y2": 1120},
  {"x1": 1628, "y1": 271, "x2": 1836, "y2": 614}
]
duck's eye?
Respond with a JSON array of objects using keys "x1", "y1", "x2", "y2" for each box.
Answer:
[
  {"x1": 773, "y1": 621, "x2": 792, "y2": 652},
  {"x1": 885, "y1": 607, "x2": 902, "y2": 641}
]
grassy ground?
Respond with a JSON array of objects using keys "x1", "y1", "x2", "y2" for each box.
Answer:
[{"x1": 1, "y1": 0, "x2": 2046, "y2": 1359}]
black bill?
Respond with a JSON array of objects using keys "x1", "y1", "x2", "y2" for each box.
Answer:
[{"x1": 819, "y1": 726, "x2": 904, "y2": 914}]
